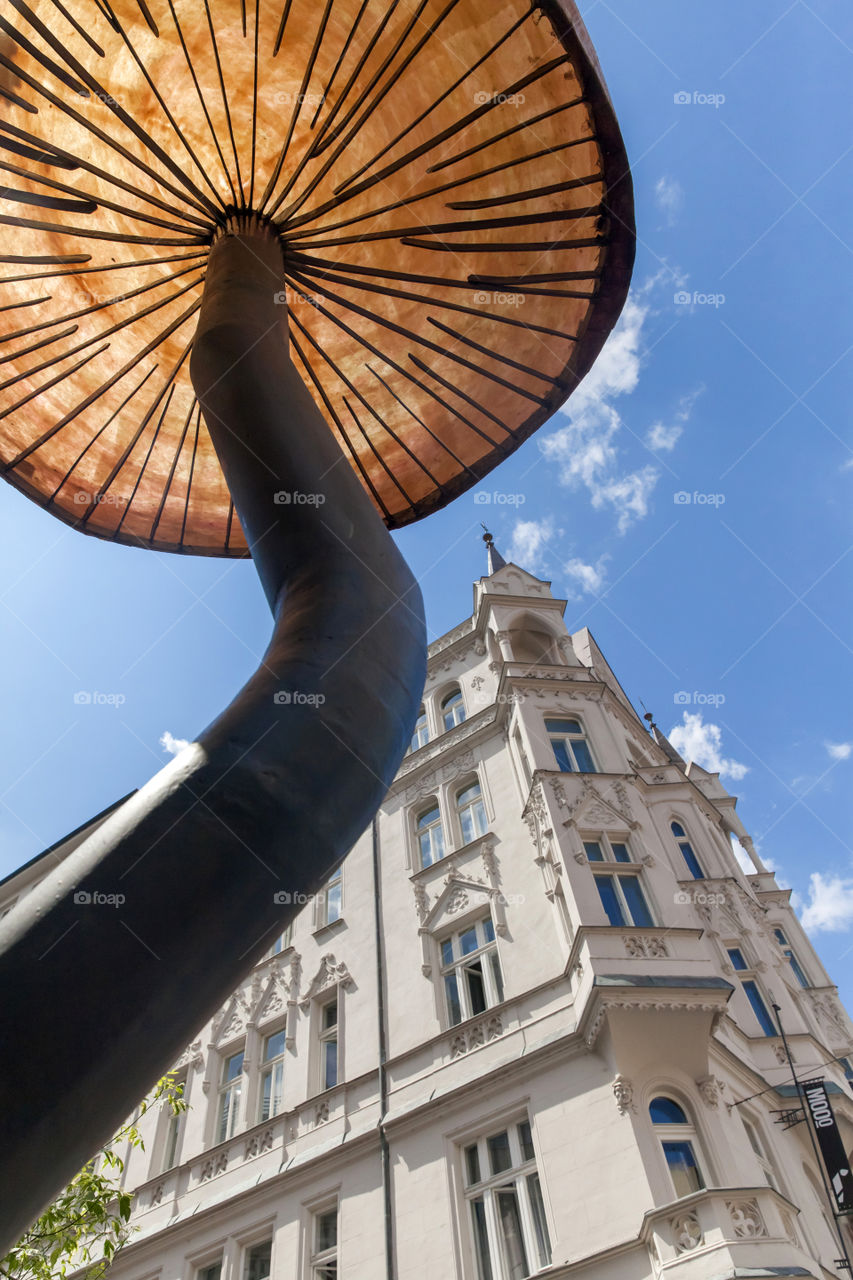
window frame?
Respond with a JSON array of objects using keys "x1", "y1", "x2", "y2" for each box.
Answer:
[
  {"x1": 309, "y1": 1202, "x2": 339, "y2": 1279},
  {"x1": 196, "y1": 1262, "x2": 223, "y2": 1280},
  {"x1": 258, "y1": 1024, "x2": 287, "y2": 1123},
  {"x1": 593, "y1": 866, "x2": 655, "y2": 928},
  {"x1": 318, "y1": 996, "x2": 340, "y2": 1093},
  {"x1": 649, "y1": 1095, "x2": 707, "y2": 1199},
  {"x1": 415, "y1": 798, "x2": 446, "y2": 869},
  {"x1": 544, "y1": 716, "x2": 596, "y2": 774},
  {"x1": 441, "y1": 687, "x2": 466, "y2": 732},
  {"x1": 315, "y1": 865, "x2": 343, "y2": 929},
  {"x1": 772, "y1": 927, "x2": 810, "y2": 988},
  {"x1": 461, "y1": 1116, "x2": 552, "y2": 1280},
  {"x1": 160, "y1": 1071, "x2": 187, "y2": 1172},
  {"x1": 456, "y1": 778, "x2": 489, "y2": 846},
  {"x1": 242, "y1": 1238, "x2": 273, "y2": 1280},
  {"x1": 726, "y1": 945, "x2": 777, "y2": 1036},
  {"x1": 742, "y1": 1114, "x2": 782, "y2": 1192},
  {"x1": 439, "y1": 915, "x2": 504, "y2": 1028},
  {"x1": 581, "y1": 833, "x2": 634, "y2": 864},
  {"x1": 216, "y1": 1045, "x2": 245, "y2": 1144},
  {"x1": 409, "y1": 705, "x2": 429, "y2": 754},
  {"x1": 670, "y1": 819, "x2": 706, "y2": 880}
]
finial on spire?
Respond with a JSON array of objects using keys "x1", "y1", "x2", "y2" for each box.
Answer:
[
  {"x1": 642, "y1": 706, "x2": 686, "y2": 768},
  {"x1": 481, "y1": 524, "x2": 506, "y2": 574}
]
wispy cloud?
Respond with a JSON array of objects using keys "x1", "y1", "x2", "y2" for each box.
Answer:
[
  {"x1": 826, "y1": 741, "x2": 852, "y2": 761},
  {"x1": 507, "y1": 517, "x2": 555, "y2": 575},
  {"x1": 797, "y1": 871, "x2": 853, "y2": 933},
  {"x1": 654, "y1": 175, "x2": 684, "y2": 226},
  {"x1": 160, "y1": 730, "x2": 190, "y2": 755},
  {"x1": 646, "y1": 388, "x2": 703, "y2": 453},
  {"x1": 668, "y1": 711, "x2": 749, "y2": 780},
  {"x1": 565, "y1": 555, "x2": 610, "y2": 597}
]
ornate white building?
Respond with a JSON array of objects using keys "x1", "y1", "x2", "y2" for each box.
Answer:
[{"x1": 3, "y1": 549, "x2": 853, "y2": 1280}]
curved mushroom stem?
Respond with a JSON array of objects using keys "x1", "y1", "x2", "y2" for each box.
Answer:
[{"x1": 0, "y1": 226, "x2": 426, "y2": 1250}]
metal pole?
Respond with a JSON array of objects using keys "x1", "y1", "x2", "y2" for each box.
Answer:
[
  {"x1": 773, "y1": 1004, "x2": 853, "y2": 1272},
  {"x1": 0, "y1": 220, "x2": 426, "y2": 1251}
]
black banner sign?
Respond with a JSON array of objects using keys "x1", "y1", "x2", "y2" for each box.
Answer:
[{"x1": 802, "y1": 1079, "x2": 853, "y2": 1215}]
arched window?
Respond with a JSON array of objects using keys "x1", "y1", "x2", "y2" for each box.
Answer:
[
  {"x1": 508, "y1": 615, "x2": 562, "y2": 665},
  {"x1": 456, "y1": 780, "x2": 488, "y2": 844},
  {"x1": 671, "y1": 820, "x2": 705, "y2": 880},
  {"x1": 409, "y1": 706, "x2": 429, "y2": 754},
  {"x1": 442, "y1": 688, "x2": 466, "y2": 731},
  {"x1": 649, "y1": 1096, "x2": 706, "y2": 1197},
  {"x1": 546, "y1": 718, "x2": 596, "y2": 773},
  {"x1": 416, "y1": 801, "x2": 445, "y2": 869}
]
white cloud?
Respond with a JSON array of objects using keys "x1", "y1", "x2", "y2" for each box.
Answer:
[
  {"x1": 542, "y1": 295, "x2": 661, "y2": 533},
  {"x1": 160, "y1": 730, "x2": 190, "y2": 755},
  {"x1": 507, "y1": 517, "x2": 555, "y2": 575},
  {"x1": 668, "y1": 712, "x2": 749, "y2": 780},
  {"x1": 645, "y1": 388, "x2": 703, "y2": 454},
  {"x1": 564, "y1": 555, "x2": 609, "y2": 597},
  {"x1": 798, "y1": 871, "x2": 853, "y2": 933},
  {"x1": 655, "y1": 175, "x2": 684, "y2": 226},
  {"x1": 826, "y1": 741, "x2": 852, "y2": 761}
]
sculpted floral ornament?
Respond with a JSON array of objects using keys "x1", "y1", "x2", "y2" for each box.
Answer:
[
  {"x1": 727, "y1": 1199, "x2": 767, "y2": 1238},
  {"x1": 671, "y1": 1212, "x2": 703, "y2": 1253},
  {"x1": 299, "y1": 955, "x2": 354, "y2": 1012}
]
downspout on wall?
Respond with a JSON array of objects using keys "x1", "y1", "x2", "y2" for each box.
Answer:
[{"x1": 371, "y1": 815, "x2": 396, "y2": 1280}]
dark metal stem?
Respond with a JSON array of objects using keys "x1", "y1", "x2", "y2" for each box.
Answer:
[{"x1": 0, "y1": 222, "x2": 426, "y2": 1251}]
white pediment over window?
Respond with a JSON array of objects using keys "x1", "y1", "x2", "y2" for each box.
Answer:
[
  {"x1": 422, "y1": 872, "x2": 493, "y2": 937},
  {"x1": 568, "y1": 782, "x2": 638, "y2": 833},
  {"x1": 211, "y1": 993, "x2": 251, "y2": 1046},
  {"x1": 299, "y1": 954, "x2": 355, "y2": 1012}
]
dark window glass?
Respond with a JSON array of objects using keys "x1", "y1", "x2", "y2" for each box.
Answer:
[
  {"x1": 619, "y1": 875, "x2": 653, "y2": 927},
  {"x1": 743, "y1": 980, "x2": 777, "y2": 1036},
  {"x1": 487, "y1": 1130, "x2": 512, "y2": 1175},
  {"x1": 465, "y1": 1143, "x2": 481, "y2": 1186},
  {"x1": 595, "y1": 875, "x2": 625, "y2": 927},
  {"x1": 662, "y1": 1140, "x2": 704, "y2": 1196},
  {"x1": 679, "y1": 842, "x2": 705, "y2": 879},
  {"x1": 518, "y1": 1120, "x2": 535, "y2": 1162},
  {"x1": 572, "y1": 739, "x2": 595, "y2": 773},
  {"x1": 584, "y1": 841, "x2": 604, "y2": 861},
  {"x1": 649, "y1": 1096, "x2": 689, "y2": 1125},
  {"x1": 611, "y1": 842, "x2": 631, "y2": 863},
  {"x1": 727, "y1": 948, "x2": 748, "y2": 970}
]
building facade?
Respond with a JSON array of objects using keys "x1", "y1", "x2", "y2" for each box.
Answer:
[{"x1": 4, "y1": 552, "x2": 853, "y2": 1280}]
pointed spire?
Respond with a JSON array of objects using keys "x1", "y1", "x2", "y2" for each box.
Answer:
[
  {"x1": 481, "y1": 525, "x2": 506, "y2": 574},
  {"x1": 643, "y1": 711, "x2": 686, "y2": 768}
]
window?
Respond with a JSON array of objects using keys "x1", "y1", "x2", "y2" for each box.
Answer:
[
  {"x1": 742, "y1": 1117, "x2": 780, "y2": 1191},
  {"x1": 594, "y1": 871, "x2": 654, "y2": 927},
  {"x1": 457, "y1": 780, "x2": 488, "y2": 845},
  {"x1": 311, "y1": 1206, "x2": 338, "y2": 1279},
  {"x1": 583, "y1": 835, "x2": 632, "y2": 863},
  {"x1": 319, "y1": 999, "x2": 338, "y2": 1090},
  {"x1": 773, "y1": 927, "x2": 809, "y2": 988},
  {"x1": 317, "y1": 866, "x2": 342, "y2": 927},
  {"x1": 440, "y1": 917, "x2": 504, "y2": 1027},
  {"x1": 266, "y1": 923, "x2": 293, "y2": 957},
  {"x1": 442, "y1": 688, "x2": 466, "y2": 731},
  {"x1": 197, "y1": 1264, "x2": 222, "y2": 1280},
  {"x1": 545, "y1": 718, "x2": 595, "y2": 773},
  {"x1": 839, "y1": 1057, "x2": 853, "y2": 1082},
  {"x1": 463, "y1": 1118, "x2": 551, "y2": 1280},
  {"x1": 243, "y1": 1240, "x2": 272, "y2": 1280},
  {"x1": 649, "y1": 1097, "x2": 706, "y2": 1197},
  {"x1": 513, "y1": 727, "x2": 532, "y2": 788},
  {"x1": 727, "y1": 948, "x2": 777, "y2": 1036},
  {"x1": 162, "y1": 1079, "x2": 186, "y2": 1171},
  {"x1": 217, "y1": 1048, "x2": 243, "y2": 1143},
  {"x1": 671, "y1": 821, "x2": 705, "y2": 880},
  {"x1": 259, "y1": 1027, "x2": 286, "y2": 1122},
  {"x1": 416, "y1": 800, "x2": 445, "y2": 868},
  {"x1": 410, "y1": 706, "x2": 429, "y2": 753}
]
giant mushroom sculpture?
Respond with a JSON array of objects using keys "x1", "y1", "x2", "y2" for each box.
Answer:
[{"x1": 0, "y1": 0, "x2": 634, "y2": 1245}]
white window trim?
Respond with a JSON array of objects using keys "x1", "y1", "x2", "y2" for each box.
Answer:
[
  {"x1": 158, "y1": 1072, "x2": 187, "y2": 1173},
  {"x1": 438, "y1": 684, "x2": 467, "y2": 734},
  {"x1": 669, "y1": 813, "x2": 708, "y2": 879},
  {"x1": 257, "y1": 1022, "x2": 287, "y2": 1124},
  {"x1": 316, "y1": 992, "x2": 341, "y2": 1094},
  {"x1": 542, "y1": 712, "x2": 598, "y2": 773},
  {"x1": 413, "y1": 795, "x2": 447, "y2": 870},
  {"x1": 438, "y1": 915, "x2": 504, "y2": 1029},
  {"x1": 648, "y1": 1094, "x2": 709, "y2": 1199},
  {"x1": 309, "y1": 1201, "x2": 339, "y2": 1279},
  {"x1": 215, "y1": 1044, "x2": 245, "y2": 1145},
  {"x1": 579, "y1": 831, "x2": 635, "y2": 864},
  {"x1": 724, "y1": 941, "x2": 777, "y2": 1035},
  {"x1": 453, "y1": 774, "x2": 490, "y2": 848},
  {"x1": 460, "y1": 1115, "x2": 552, "y2": 1280},
  {"x1": 591, "y1": 863, "x2": 657, "y2": 928},
  {"x1": 314, "y1": 865, "x2": 343, "y2": 931}
]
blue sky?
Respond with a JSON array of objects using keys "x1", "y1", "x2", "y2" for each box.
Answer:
[{"x1": 1, "y1": 2, "x2": 851, "y2": 1011}]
